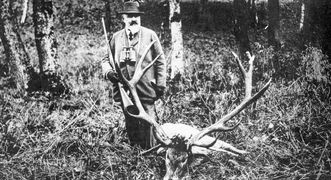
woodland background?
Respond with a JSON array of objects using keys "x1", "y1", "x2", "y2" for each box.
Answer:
[{"x1": 0, "y1": 0, "x2": 331, "y2": 179}]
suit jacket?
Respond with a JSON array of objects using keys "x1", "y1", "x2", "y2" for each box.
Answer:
[{"x1": 101, "y1": 26, "x2": 166, "y2": 102}]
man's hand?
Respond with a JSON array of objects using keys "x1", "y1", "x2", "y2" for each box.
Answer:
[{"x1": 106, "y1": 71, "x2": 119, "y2": 83}]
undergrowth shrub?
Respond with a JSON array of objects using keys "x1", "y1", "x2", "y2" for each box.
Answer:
[{"x1": 244, "y1": 46, "x2": 331, "y2": 179}]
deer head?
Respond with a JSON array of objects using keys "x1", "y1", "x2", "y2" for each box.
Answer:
[{"x1": 113, "y1": 41, "x2": 271, "y2": 180}]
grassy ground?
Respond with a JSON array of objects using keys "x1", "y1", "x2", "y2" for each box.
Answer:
[{"x1": 1, "y1": 1, "x2": 331, "y2": 179}]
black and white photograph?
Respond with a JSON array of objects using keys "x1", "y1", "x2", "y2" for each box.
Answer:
[{"x1": 0, "y1": 0, "x2": 330, "y2": 179}]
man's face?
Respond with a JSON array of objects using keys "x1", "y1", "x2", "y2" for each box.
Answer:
[{"x1": 122, "y1": 14, "x2": 141, "y2": 34}]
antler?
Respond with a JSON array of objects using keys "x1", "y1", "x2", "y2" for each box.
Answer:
[
  {"x1": 115, "y1": 40, "x2": 171, "y2": 146},
  {"x1": 188, "y1": 51, "x2": 272, "y2": 150}
]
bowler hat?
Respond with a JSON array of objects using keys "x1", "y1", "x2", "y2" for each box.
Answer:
[{"x1": 118, "y1": 2, "x2": 144, "y2": 15}]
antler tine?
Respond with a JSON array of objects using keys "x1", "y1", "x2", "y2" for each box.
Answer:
[
  {"x1": 129, "y1": 40, "x2": 156, "y2": 86},
  {"x1": 189, "y1": 51, "x2": 272, "y2": 148},
  {"x1": 190, "y1": 79, "x2": 271, "y2": 146},
  {"x1": 131, "y1": 53, "x2": 161, "y2": 85},
  {"x1": 232, "y1": 51, "x2": 255, "y2": 98}
]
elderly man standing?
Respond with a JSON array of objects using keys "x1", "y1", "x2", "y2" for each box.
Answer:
[{"x1": 101, "y1": 1, "x2": 166, "y2": 149}]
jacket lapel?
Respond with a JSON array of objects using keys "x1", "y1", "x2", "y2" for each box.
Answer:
[{"x1": 115, "y1": 30, "x2": 126, "y2": 64}]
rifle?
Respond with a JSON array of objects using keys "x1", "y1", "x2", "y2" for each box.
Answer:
[{"x1": 101, "y1": 18, "x2": 115, "y2": 70}]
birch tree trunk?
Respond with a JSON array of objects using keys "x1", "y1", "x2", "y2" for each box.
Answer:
[
  {"x1": 21, "y1": 0, "x2": 29, "y2": 23},
  {"x1": 267, "y1": 0, "x2": 280, "y2": 49},
  {"x1": 299, "y1": 0, "x2": 305, "y2": 31},
  {"x1": 0, "y1": 0, "x2": 32, "y2": 91},
  {"x1": 169, "y1": 0, "x2": 184, "y2": 78},
  {"x1": 302, "y1": 0, "x2": 313, "y2": 43},
  {"x1": 32, "y1": 0, "x2": 57, "y2": 75}
]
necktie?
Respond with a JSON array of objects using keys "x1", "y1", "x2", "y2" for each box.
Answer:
[{"x1": 129, "y1": 32, "x2": 134, "y2": 40}]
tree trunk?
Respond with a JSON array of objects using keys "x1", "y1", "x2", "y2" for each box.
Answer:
[
  {"x1": 20, "y1": 0, "x2": 29, "y2": 24},
  {"x1": 103, "y1": 0, "x2": 122, "y2": 34},
  {"x1": 169, "y1": 0, "x2": 184, "y2": 78},
  {"x1": 320, "y1": 0, "x2": 331, "y2": 61},
  {"x1": 33, "y1": 0, "x2": 57, "y2": 75},
  {"x1": 0, "y1": 0, "x2": 32, "y2": 91},
  {"x1": 32, "y1": 0, "x2": 69, "y2": 96},
  {"x1": 160, "y1": 0, "x2": 169, "y2": 41},
  {"x1": 299, "y1": 0, "x2": 331, "y2": 59},
  {"x1": 302, "y1": 0, "x2": 313, "y2": 44},
  {"x1": 267, "y1": 0, "x2": 280, "y2": 49},
  {"x1": 299, "y1": 0, "x2": 305, "y2": 31},
  {"x1": 250, "y1": 0, "x2": 258, "y2": 26},
  {"x1": 197, "y1": 0, "x2": 215, "y2": 31},
  {"x1": 233, "y1": 0, "x2": 251, "y2": 59},
  {"x1": 104, "y1": 0, "x2": 112, "y2": 33}
]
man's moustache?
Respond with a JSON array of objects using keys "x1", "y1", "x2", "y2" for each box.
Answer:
[{"x1": 129, "y1": 21, "x2": 138, "y2": 26}]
